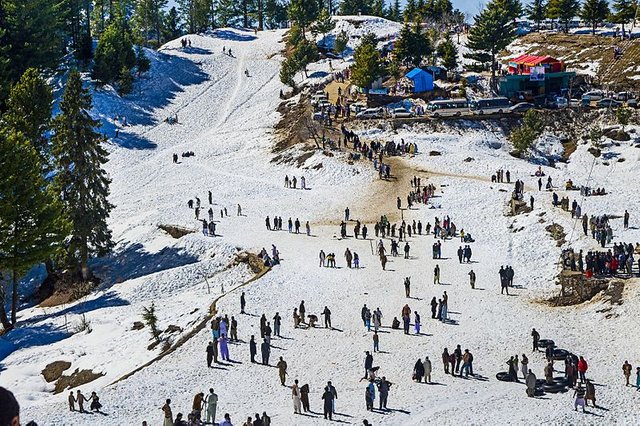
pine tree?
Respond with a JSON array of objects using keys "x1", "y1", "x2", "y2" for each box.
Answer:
[
  {"x1": 351, "y1": 38, "x2": 383, "y2": 90},
  {"x1": 217, "y1": 0, "x2": 240, "y2": 27},
  {"x1": 334, "y1": 30, "x2": 349, "y2": 58},
  {"x1": 52, "y1": 70, "x2": 115, "y2": 281},
  {"x1": 142, "y1": 301, "x2": 161, "y2": 342},
  {"x1": 340, "y1": 0, "x2": 373, "y2": 15},
  {"x1": 288, "y1": 0, "x2": 319, "y2": 35},
  {"x1": 580, "y1": 0, "x2": 610, "y2": 35},
  {"x1": 3, "y1": 68, "x2": 53, "y2": 161},
  {"x1": 312, "y1": 9, "x2": 335, "y2": 48},
  {"x1": 133, "y1": 0, "x2": 168, "y2": 46},
  {"x1": 611, "y1": 0, "x2": 638, "y2": 39},
  {"x1": 371, "y1": 0, "x2": 385, "y2": 17},
  {"x1": 135, "y1": 46, "x2": 151, "y2": 76},
  {"x1": 404, "y1": 0, "x2": 418, "y2": 22},
  {"x1": 465, "y1": 0, "x2": 515, "y2": 89},
  {"x1": 389, "y1": 0, "x2": 402, "y2": 21},
  {"x1": 394, "y1": 20, "x2": 432, "y2": 67},
  {"x1": 264, "y1": 0, "x2": 287, "y2": 29},
  {"x1": 0, "y1": 0, "x2": 63, "y2": 107},
  {"x1": 0, "y1": 128, "x2": 67, "y2": 329},
  {"x1": 118, "y1": 66, "x2": 134, "y2": 95},
  {"x1": 495, "y1": 0, "x2": 523, "y2": 21},
  {"x1": 162, "y1": 6, "x2": 183, "y2": 41},
  {"x1": 93, "y1": 20, "x2": 137, "y2": 84},
  {"x1": 527, "y1": 0, "x2": 547, "y2": 30},
  {"x1": 557, "y1": 0, "x2": 580, "y2": 32},
  {"x1": 437, "y1": 33, "x2": 458, "y2": 70},
  {"x1": 292, "y1": 39, "x2": 319, "y2": 77}
]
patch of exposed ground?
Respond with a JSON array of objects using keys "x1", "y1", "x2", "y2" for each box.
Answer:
[
  {"x1": 42, "y1": 361, "x2": 72, "y2": 383},
  {"x1": 546, "y1": 223, "x2": 566, "y2": 247},
  {"x1": 54, "y1": 368, "x2": 105, "y2": 394}
]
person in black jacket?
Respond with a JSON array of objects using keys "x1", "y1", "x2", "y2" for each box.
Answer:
[
  {"x1": 413, "y1": 359, "x2": 425, "y2": 382},
  {"x1": 364, "y1": 351, "x2": 373, "y2": 378},
  {"x1": 249, "y1": 335, "x2": 257, "y2": 363},
  {"x1": 430, "y1": 297, "x2": 437, "y2": 318},
  {"x1": 531, "y1": 328, "x2": 540, "y2": 351},
  {"x1": 321, "y1": 387, "x2": 333, "y2": 420},
  {"x1": 207, "y1": 342, "x2": 215, "y2": 368},
  {"x1": 261, "y1": 338, "x2": 270, "y2": 365}
]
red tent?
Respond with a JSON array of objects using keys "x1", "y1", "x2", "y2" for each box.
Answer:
[{"x1": 508, "y1": 55, "x2": 564, "y2": 75}]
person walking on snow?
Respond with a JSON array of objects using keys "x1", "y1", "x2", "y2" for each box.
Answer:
[
  {"x1": 322, "y1": 306, "x2": 332, "y2": 328},
  {"x1": 424, "y1": 356, "x2": 432, "y2": 382},
  {"x1": 292, "y1": 380, "x2": 302, "y2": 414},
  {"x1": 205, "y1": 389, "x2": 218, "y2": 424},
  {"x1": 623, "y1": 361, "x2": 633, "y2": 386},
  {"x1": 277, "y1": 357, "x2": 288, "y2": 386}
]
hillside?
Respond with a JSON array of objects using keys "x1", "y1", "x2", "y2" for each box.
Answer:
[{"x1": 505, "y1": 32, "x2": 640, "y2": 91}]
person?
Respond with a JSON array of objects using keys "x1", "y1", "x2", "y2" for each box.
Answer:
[
  {"x1": 574, "y1": 384, "x2": 586, "y2": 412},
  {"x1": 220, "y1": 413, "x2": 233, "y2": 426},
  {"x1": 526, "y1": 370, "x2": 537, "y2": 397},
  {"x1": 87, "y1": 391, "x2": 102, "y2": 412},
  {"x1": 531, "y1": 328, "x2": 540, "y2": 351},
  {"x1": 162, "y1": 399, "x2": 173, "y2": 426},
  {"x1": 68, "y1": 391, "x2": 76, "y2": 411},
  {"x1": 299, "y1": 301, "x2": 306, "y2": 324},
  {"x1": 261, "y1": 412, "x2": 271, "y2": 426},
  {"x1": 240, "y1": 292, "x2": 246, "y2": 314},
  {"x1": 624, "y1": 210, "x2": 629, "y2": 229},
  {"x1": 378, "y1": 377, "x2": 390, "y2": 410},
  {"x1": 249, "y1": 335, "x2": 257, "y2": 363},
  {"x1": 300, "y1": 383, "x2": 311, "y2": 413},
  {"x1": 413, "y1": 358, "x2": 425, "y2": 382},
  {"x1": 414, "y1": 311, "x2": 421, "y2": 334},
  {"x1": 292, "y1": 379, "x2": 302, "y2": 414},
  {"x1": 577, "y1": 356, "x2": 588, "y2": 383},
  {"x1": 76, "y1": 390, "x2": 87, "y2": 413},
  {"x1": 404, "y1": 277, "x2": 411, "y2": 298},
  {"x1": 623, "y1": 360, "x2": 632, "y2": 386},
  {"x1": 364, "y1": 351, "x2": 374, "y2": 378},
  {"x1": 373, "y1": 331, "x2": 379, "y2": 352},
  {"x1": 430, "y1": 297, "x2": 437, "y2": 318},
  {"x1": 242, "y1": 416, "x2": 252, "y2": 426},
  {"x1": 205, "y1": 389, "x2": 218, "y2": 425},
  {"x1": 277, "y1": 357, "x2": 288, "y2": 386},
  {"x1": 219, "y1": 334, "x2": 230, "y2": 361},
  {"x1": 424, "y1": 356, "x2": 432, "y2": 383},
  {"x1": 636, "y1": 367, "x2": 640, "y2": 389},
  {"x1": 322, "y1": 306, "x2": 332, "y2": 328},
  {"x1": 507, "y1": 356, "x2": 518, "y2": 382},
  {"x1": 468, "y1": 270, "x2": 476, "y2": 289},
  {"x1": 544, "y1": 362, "x2": 554, "y2": 384},
  {"x1": 261, "y1": 338, "x2": 270, "y2": 365},
  {"x1": 434, "y1": 265, "x2": 440, "y2": 284},
  {"x1": 174, "y1": 413, "x2": 187, "y2": 426},
  {"x1": 585, "y1": 379, "x2": 596, "y2": 408},
  {"x1": 192, "y1": 392, "x2": 204, "y2": 421},
  {"x1": 442, "y1": 348, "x2": 450, "y2": 374},
  {"x1": 273, "y1": 312, "x2": 281, "y2": 337},
  {"x1": 322, "y1": 387, "x2": 333, "y2": 420},
  {"x1": 206, "y1": 341, "x2": 215, "y2": 367},
  {"x1": 521, "y1": 353, "x2": 529, "y2": 378},
  {"x1": 1, "y1": 387, "x2": 20, "y2": 426},
  {"x1": 365, "y1": 381, "x2": 375, "y2": 411}
]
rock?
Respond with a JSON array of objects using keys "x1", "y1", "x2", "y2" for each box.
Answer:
[
  {"x1": 132, "y1": 321, "x2": 144, "y2": 330},
  {"x1": 54, "y1": 369, "x2": 105, "y2": 394},
  {"x1": 618, "y1": 157, "x2": 625, "y2": 162},
  {"x1": 463, "y1": 157, "x2": 474, "y2": 162},
  {"x1": 42, "y1": 361, "x2": 72, "y2": 383},
  {"x1": 587, "y1": 147, "x2": 601, "y2": 157},
  {"x1": 429, "y1": 150, "x2": 441, "y2": 156},
  {"x1": 165, "y1": 324, "x2": 183, "y2": 334},
  {"x1": 603, "y1": 128, "x2": 630, "y2": 141}
]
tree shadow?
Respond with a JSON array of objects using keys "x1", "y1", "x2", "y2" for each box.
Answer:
[
  {"x1": 206, "y1": 29, "x2": 257, "y2": 42},
  {"x1": 92, "y1": 242, "x2": 200, "y2": 289},
  {"x1": 0, "y1": 322, "x2": 71, "y2": 362}
]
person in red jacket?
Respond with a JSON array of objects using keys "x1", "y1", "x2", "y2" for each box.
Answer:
[{"x1": 577, "y1": 356, "x2": 588, "y2": 383}]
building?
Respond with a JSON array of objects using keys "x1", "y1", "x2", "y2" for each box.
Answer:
[{"x1": 499, "y1": 55, "x2": 575, "y2": 100}]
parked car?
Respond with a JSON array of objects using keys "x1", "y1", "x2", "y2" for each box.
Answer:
[
  {"x1": 390, "y1": 107, "x2": 414, "y2": 118},
  {"x1": 554, "y1": 97, "x2": 569, "y2": 109},
  {"x1": 614, "y1": 91, "x2": 635, "y2": 101},
  {"x1": 582, "y1": 90, "x2": 604, "y2": 101},
  {"x1": 595, "y1": 98, "x2": 622, "y2": 108},
  {"x1": 311, "y1": 94, "x2": 328, "y2": 106},
  {"x1": 508, "y1": 102, "x2": 535, "y2": 113},
  {"x1": 356, "y1": 108, "x2": 383, "y2": 119},
  {"x1": 349, "y1": 102, "x2": 367, "y2": 113},
  {"x1": 627, "y1": 98, "x2": 638, "y2": 108}
]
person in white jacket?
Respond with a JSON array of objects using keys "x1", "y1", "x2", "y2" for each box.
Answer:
[
  {"x1": 292, "y1": 379, "x2": 302, "y2": 414},
  {"x1": 205, "y1": 388, "x2": 218, "y2": 425},
  {"x1": 424, "y1": 356, "x2": 432, "y2": 383}
]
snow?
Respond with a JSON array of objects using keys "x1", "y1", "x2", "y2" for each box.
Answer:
[{"x1": 2, "y1": 22, "x2": 640, "y2": 426}]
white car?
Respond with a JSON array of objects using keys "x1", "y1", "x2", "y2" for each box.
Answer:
[
  {"x1": 390, "y1": 108, "x2": 414, "y2": 118},
  {"x1": 349, "y1": 102, "x2": 367, "y2": 113},
  {"x1": 582, "y1": 90, "x2": 604, "y2": 101},
  {"x1": 311, "y1": 94, "x2": 328, "y2": 106},
  {"x1": 356, "y1": 108, "x2": 383, "y2": 119}
]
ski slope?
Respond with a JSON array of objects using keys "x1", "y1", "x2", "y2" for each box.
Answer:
[{"x1": 1, "y1": 24, "x2": 640, "y2": 426}]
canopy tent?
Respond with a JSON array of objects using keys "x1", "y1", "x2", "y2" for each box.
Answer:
[{"x1": 404, "y1": 68, "x2": 434, "y2": 93}]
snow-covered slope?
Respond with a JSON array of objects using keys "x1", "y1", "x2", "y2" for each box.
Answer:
[{"x1": 1, "y1": 26, "x2": 640, "y2": 426}]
